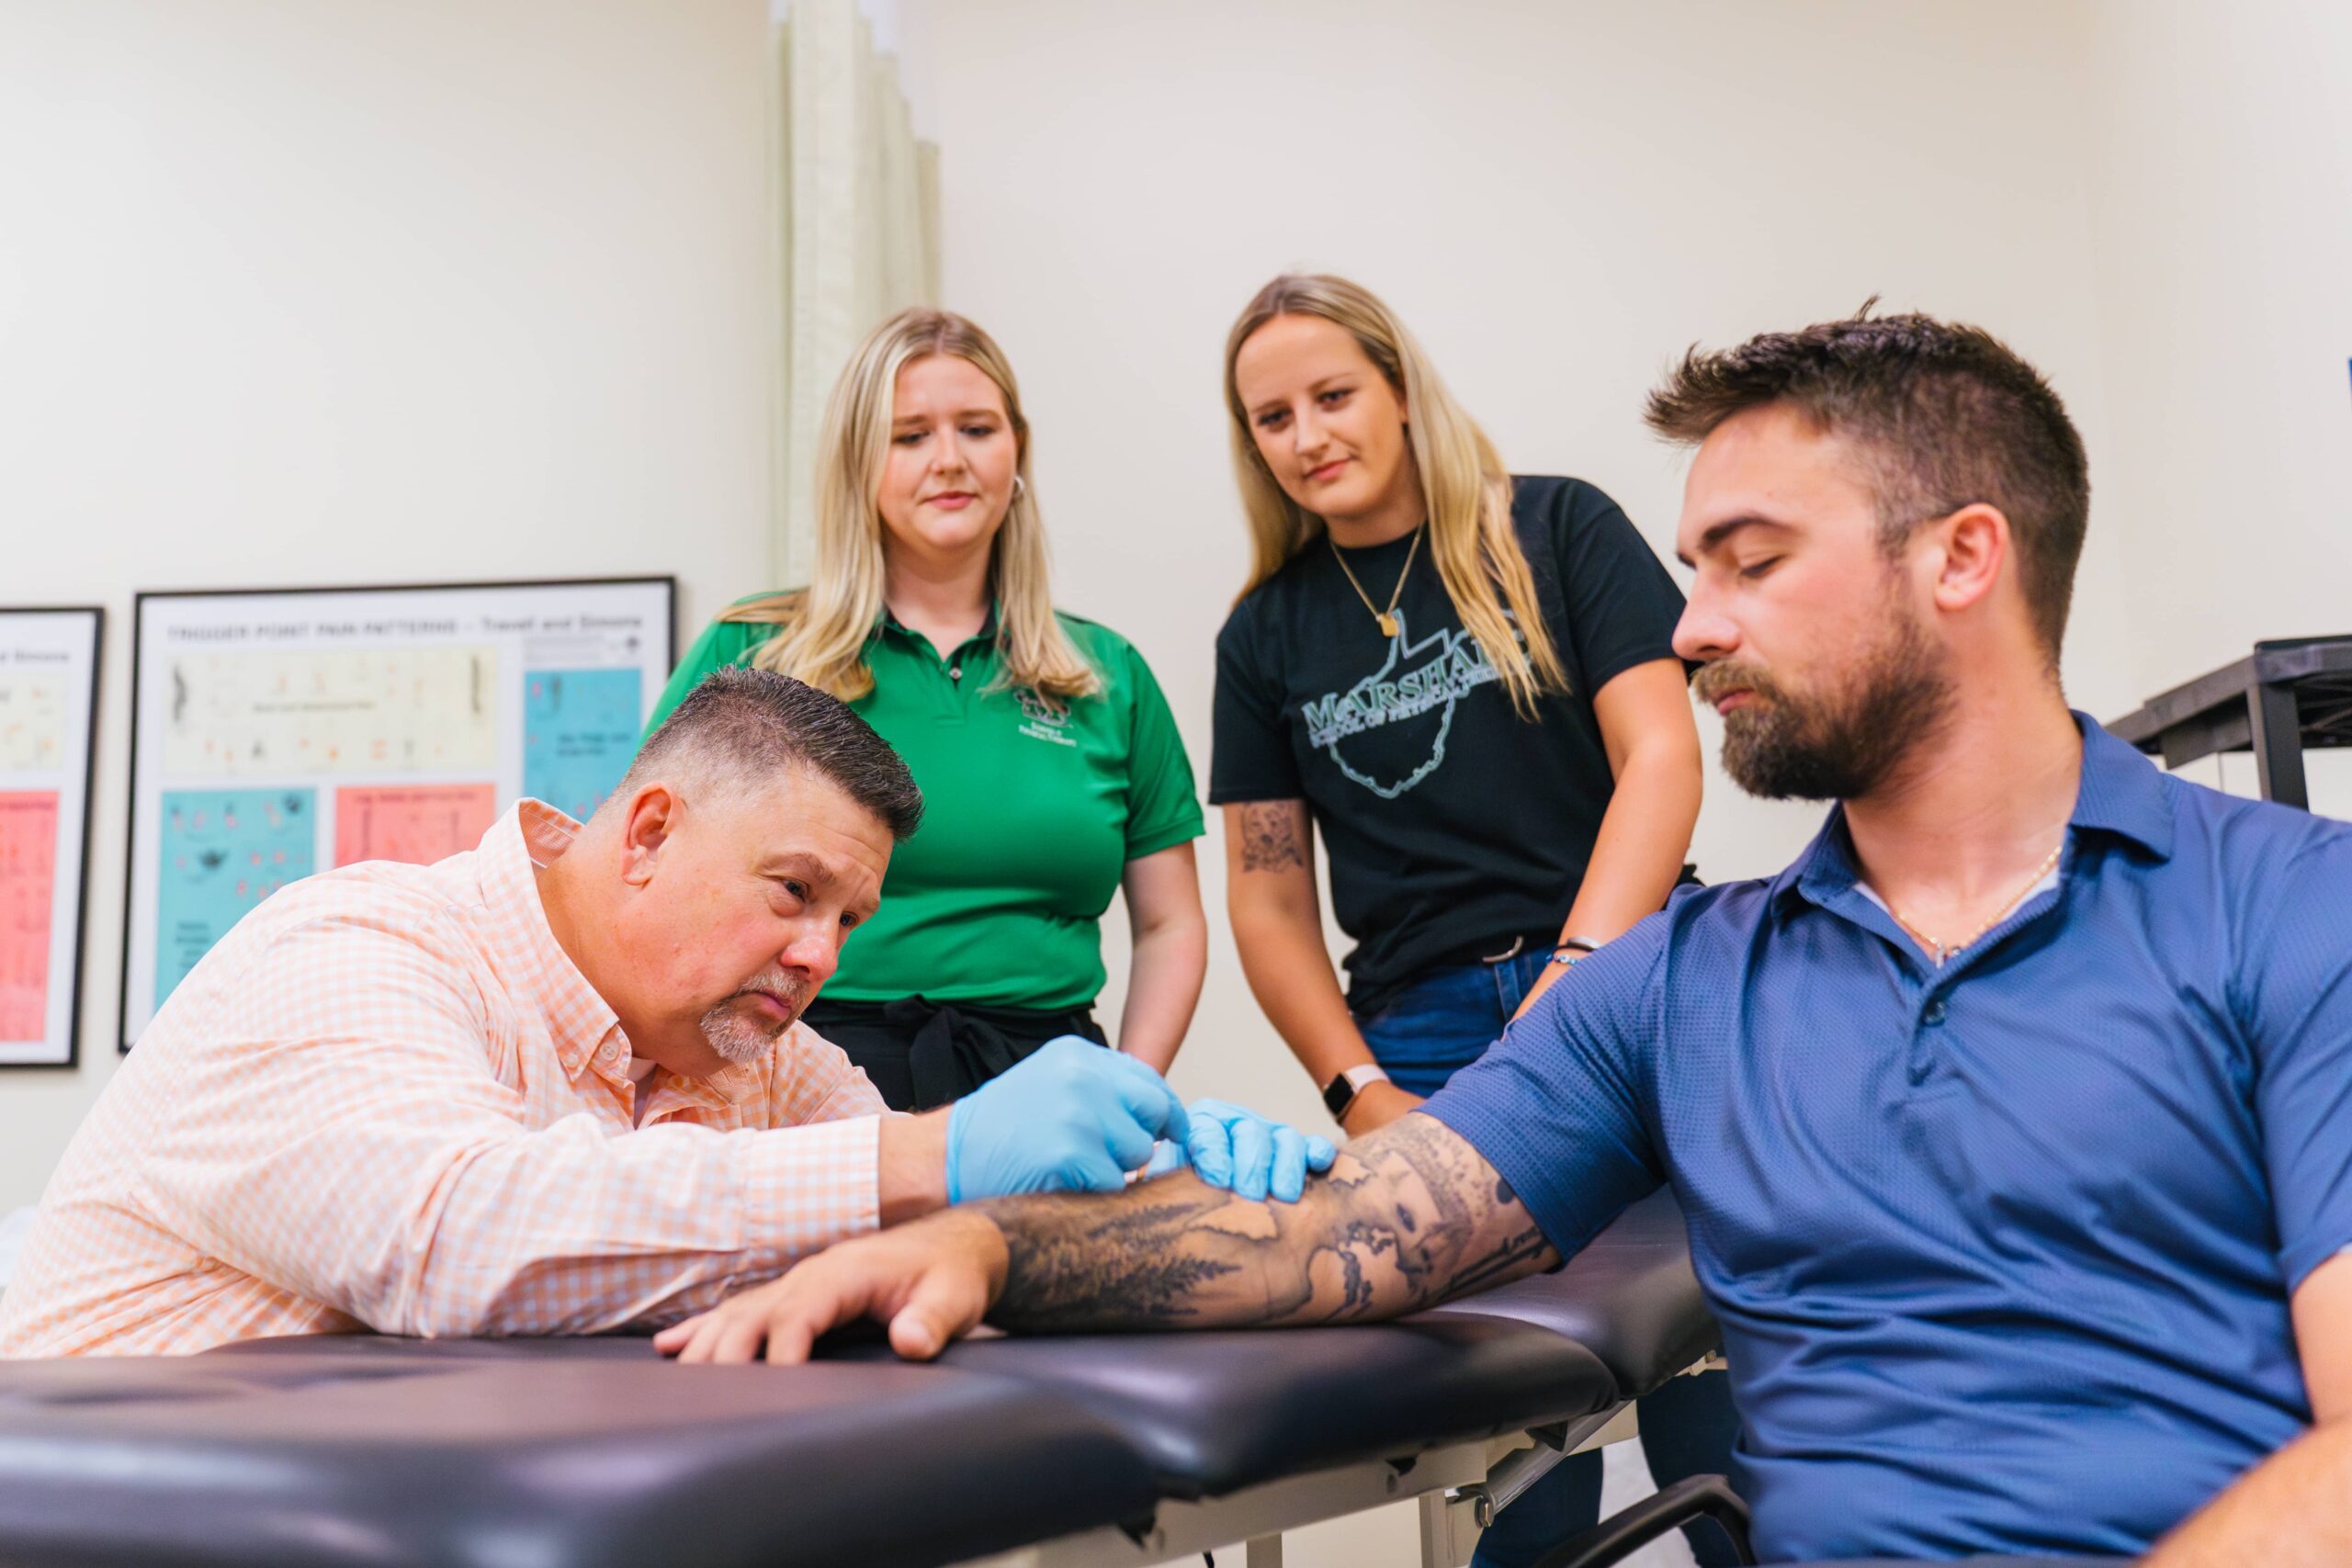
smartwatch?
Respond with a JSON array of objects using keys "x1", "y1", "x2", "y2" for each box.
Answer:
[{"x1": 1322, "y1": 1063, "x2": 1390, "y2": 1121}]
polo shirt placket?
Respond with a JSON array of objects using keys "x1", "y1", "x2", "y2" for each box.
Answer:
[
  {"x1": 1803, "y1": 851, "x2": 2071, "y2": 1094},
  {"x1": 873, "y1": 610, "x2": 997, "y2": 728}
]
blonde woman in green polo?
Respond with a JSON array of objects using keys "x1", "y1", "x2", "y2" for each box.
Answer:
[{"x1": 648, "y1": 310, "x2": 1207, "y2": 1112}]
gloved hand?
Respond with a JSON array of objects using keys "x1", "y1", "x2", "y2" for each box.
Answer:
[
  {"x1": 1141, "y1": 1097, "x2": 1339, "y2": 1203},
  {"x1": 945, "y1": 1036, "x2": 1190, "y2": 1203}
]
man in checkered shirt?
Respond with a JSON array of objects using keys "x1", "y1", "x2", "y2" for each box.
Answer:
[{"x1": 1, "y1": 668, "x2": 1311, "y2": 1356}]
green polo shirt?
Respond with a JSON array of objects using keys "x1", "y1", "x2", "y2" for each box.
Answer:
[{"x1": 644, "y1": 600, "x2": 1204, "y2": 1010}]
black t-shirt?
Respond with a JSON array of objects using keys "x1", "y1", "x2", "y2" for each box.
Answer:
[{"x1": 1210, "y1": 475, "x2": 1686, "y2": 1013}]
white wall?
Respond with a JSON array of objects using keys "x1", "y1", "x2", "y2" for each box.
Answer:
[
  {"x1": 0, "y1": 0, "x2": 775, "y2": 1209},
  {"x1": 0, "y1": 0, "x2": 2340, "y2": 1327},
  {"x1": 901, "y1": 0, "x2": 2136, "y2": 1143},
  {"x1": 0, "y1": 3, "x2": 2342, "y2": 1562},
  {"x1": 2081, "y1": 0, "x2": 2352, "y2": 817}
]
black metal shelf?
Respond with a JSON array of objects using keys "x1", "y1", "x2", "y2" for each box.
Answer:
[{"x1": 2107, "y1": 635, "x2": 2352, "y2": 809}]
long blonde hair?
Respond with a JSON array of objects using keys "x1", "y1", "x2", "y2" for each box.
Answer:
[
  {"x1": 1224, "y1": 274, "x2": 1567, "y2": 715},
  {"x1": 729, "y1": 309, "x2": 1098, "y2": 702}
]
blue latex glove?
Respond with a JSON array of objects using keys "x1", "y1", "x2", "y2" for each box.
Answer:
[
  {"x1": 1143, "y1": 1097, "x2": 1339, "y2": 1203},
  {"x1": 945, "y1": 1037, "x2": 1190, "y2": 1203}
]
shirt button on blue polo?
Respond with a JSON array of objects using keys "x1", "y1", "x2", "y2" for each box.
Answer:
[{"x1": 1922, "y1": 998, "x2": 1949, "y2": 1026}]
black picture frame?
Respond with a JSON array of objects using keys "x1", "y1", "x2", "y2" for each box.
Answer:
[
  {"x1": 0, "y1": 604, "x2": 106, "y2": 1072},
  {"x1": 120, "y1": 575, "x2": 677, "y2": 1053}
]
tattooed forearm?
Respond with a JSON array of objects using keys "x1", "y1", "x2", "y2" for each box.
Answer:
[
  {"x1": 978, "y1": 1112, "x2": 1557, "y2": 1335},
  {"x1": 1238, "y1": 800, "x2": 1309, "y2": 872}
]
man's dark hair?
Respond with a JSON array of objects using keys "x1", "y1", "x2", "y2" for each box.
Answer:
[
  {"x1": 625, "y1": 666, "x2": 922, "y2": 840},
  {"x1": 1645, "y1": 305, "x2": 2090, "y2": 664}
]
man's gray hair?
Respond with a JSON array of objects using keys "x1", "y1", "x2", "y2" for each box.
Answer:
[{"x1": 624, "y1": 666, "x2": 922, "y2": 840}]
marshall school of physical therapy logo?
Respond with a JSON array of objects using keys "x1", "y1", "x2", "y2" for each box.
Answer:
[{"x1": 1302, "y1": 609, "x2": 1502, "y2": 798}]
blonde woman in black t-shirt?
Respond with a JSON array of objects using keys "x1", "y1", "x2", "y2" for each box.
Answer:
[{"x1": 1209, "y1": 273, "x2": 1730, "y2": 1567}]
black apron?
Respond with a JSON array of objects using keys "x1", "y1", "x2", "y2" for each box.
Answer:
[{"x1": 799, "y1": 996, "x2": 1106, "y2": 1111}]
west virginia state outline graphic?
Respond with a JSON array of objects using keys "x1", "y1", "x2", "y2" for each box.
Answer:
[{"x1": 1302, "y1": 609, "x2": 1499, "y2": 799}]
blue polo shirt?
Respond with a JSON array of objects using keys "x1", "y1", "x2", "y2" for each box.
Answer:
[{"x1": 1425, "y1": 716, "x2": 2352, "y2": 1562}]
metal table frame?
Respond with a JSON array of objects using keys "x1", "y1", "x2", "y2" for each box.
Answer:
[
  {"x1": 2108, "y1": 635, "x2": 2352, "y2": 808},
  {"x1": 957, "y1": 1363, "x2": 1715, "y2": 1568}
]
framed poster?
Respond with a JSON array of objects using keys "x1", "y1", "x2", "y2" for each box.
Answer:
[
  {"x1": 0, "y1": 608, "x2": 103, "y2": 1069},
  {"x1": 122, "y1": 577, "x2": 674, "y2": 1050}
]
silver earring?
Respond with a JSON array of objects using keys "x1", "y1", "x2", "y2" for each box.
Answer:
[{"x1": 1012, "y1": 475, "x2": 1027, "y2": 500}]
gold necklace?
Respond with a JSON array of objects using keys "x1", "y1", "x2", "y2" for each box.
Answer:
[
  {"x1": 1882, "y1": 840, "x2": 2064, "y2": 967},
  {"x1": 1329, "y1": 525, "x2": 1424, "y2": 638}
]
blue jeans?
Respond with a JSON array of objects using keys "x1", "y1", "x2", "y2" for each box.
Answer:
[{"x1": 1355, "y1": 951, "x2": 1744, "y2": 1568}]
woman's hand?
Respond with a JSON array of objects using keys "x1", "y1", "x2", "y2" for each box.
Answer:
[{"x1": 1340, "y1": 1080, "x2": 1426, "y2": 1137}]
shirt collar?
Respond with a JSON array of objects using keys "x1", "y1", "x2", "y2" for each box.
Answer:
[
  {"x1": 2067, "y1": 710, "x2": 2177, "y2": 861},
  {"x1": 876, "y1": 600, "x2": 1001, "y2": 649},
  {"x1": 664, "y1": 1058, "x2": 764, "y2": 1111},
  {"x1": 482, "y1": 800, "x2": 627, "y2": 1083},
  {"x1": 1770, "y1": 710, "x2": 2176, "y2": 919}
]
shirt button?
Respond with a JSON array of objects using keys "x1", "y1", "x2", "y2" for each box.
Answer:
[
  {"x1": 948, "y1": 665, "x2": 962, "y2": 681},
  {"x1": 1922, "y1": 999, "x2": 1949, "y2": 1027},
  {"x1": 597, "y1": 1040, "x2": 621, "y2": 1065}
]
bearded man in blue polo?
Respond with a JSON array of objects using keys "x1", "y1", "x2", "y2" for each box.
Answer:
[{"x1": 662, "y1": 310, "x2": 2352, "y2": 1567}]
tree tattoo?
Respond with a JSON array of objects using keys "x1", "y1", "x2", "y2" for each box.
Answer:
[{"x1": 978, "y1": 1113, "x2": 1556, "y2": 1334}]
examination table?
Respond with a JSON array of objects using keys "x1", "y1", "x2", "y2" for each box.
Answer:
[{"x1": 0, "y1": 1191, "x2": 2133, "y2": 1568}]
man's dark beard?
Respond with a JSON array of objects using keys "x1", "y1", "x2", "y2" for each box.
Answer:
[{"x1": 1695, "y1": 600, "x2": 1956, "y2": 802}]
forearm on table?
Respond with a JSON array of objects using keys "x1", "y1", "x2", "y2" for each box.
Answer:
[{"x1": 977, "y1": 1111, "x2": 1555, "y2": 1335}]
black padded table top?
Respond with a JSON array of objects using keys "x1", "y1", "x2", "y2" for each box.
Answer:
[
  {"x1": 828, "y1": 1312, "x2": 1617, "y2": 1499},
  {"x1": 0, "y1": 1340, "x2": 1158, "y2": 1568},
  {"x1": 214, "y1": 1316, "x2": 1613, "y2": 1509},
  {"x1": 186, "y1": 1186, "x2": 1694, "y2": 1539},
  {"x1": 1419, "y1": 1185, "x2": 1719, "y2": 1397}
]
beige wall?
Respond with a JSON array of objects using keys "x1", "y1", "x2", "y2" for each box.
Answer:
[{"x1": 0, "y1": 0, "x2": 774, "y2": 1209}]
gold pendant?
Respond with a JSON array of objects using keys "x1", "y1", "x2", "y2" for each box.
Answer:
[{"x1": 1377, "y1": 613, "x2": 1398, "y2": 637}]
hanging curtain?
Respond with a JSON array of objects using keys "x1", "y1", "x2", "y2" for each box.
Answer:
[{"x1": 770, "y1": 0, "x2": 941, "y2": 585}]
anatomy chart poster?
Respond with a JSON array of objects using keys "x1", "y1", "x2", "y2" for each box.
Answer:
[
  {"x1": 123, "y1": 579, "x2": 672, "y2": 1048},
  {"x1": 0, "y1": 608, "x2": 102, "y2": 1068}
]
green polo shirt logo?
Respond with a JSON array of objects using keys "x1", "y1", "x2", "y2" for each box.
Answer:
[{"x1": 1016, "y1": 689, "x2": 1077, "y2": 746}]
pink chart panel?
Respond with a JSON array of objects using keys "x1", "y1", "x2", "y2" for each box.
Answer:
[
  {"x1": 334, "y1": 783, "x2": 500, "y2": 868},
  {"x1": 0, "y1": 791, "x2": 61, "y2": 1040}
]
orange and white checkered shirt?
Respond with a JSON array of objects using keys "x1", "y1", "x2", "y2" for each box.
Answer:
[{"x1": 0, "y1": 801, "x2": 888, "y2": 1358}]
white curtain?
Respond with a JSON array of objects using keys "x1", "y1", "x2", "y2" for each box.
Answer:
[{"x1": 769, "y1": 0, "x2": 941, "y2": 586}]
